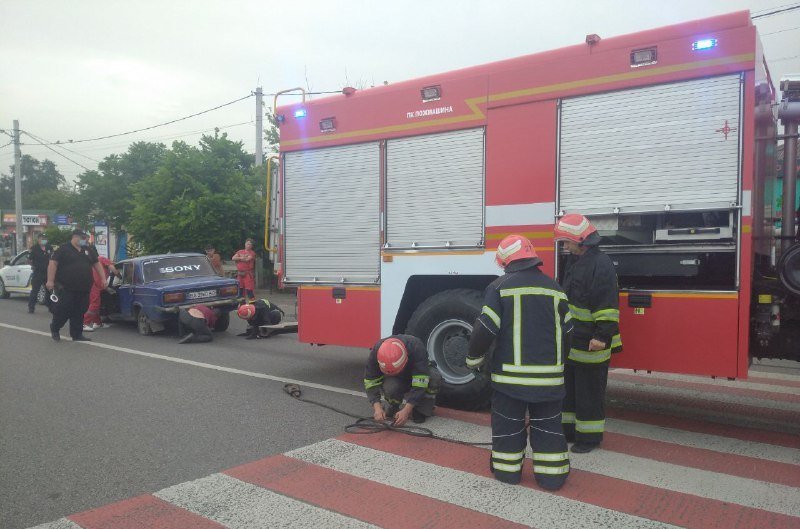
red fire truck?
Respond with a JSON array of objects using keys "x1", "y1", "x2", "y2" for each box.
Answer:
[{"x1": 273, "y1": 11, "x2": 800, "y2": 408}]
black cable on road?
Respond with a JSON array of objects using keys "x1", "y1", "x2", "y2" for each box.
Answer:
[{"x1": 282, "y1": 383, "x2": 492, "y2": 446}]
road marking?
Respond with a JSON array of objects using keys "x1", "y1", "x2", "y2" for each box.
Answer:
[
  {"x1": 68, "y1": 494, "x2": 225, "y2": 529},
  {"x1": 0, "y1": 322, "x2": 364, "y2": 398},
  {"x1": 226, "y1": 454, "x2": 529, "y2": 529},
  {"x1": 423, "y1": 416, "x2": 800, "y2": 516},
  {"x1": 155, "y1": 472, "x2": 380, "y2": 529},
  {"x1": 289, "y1": 439, "x2": 683, "y2": 529},
  {"x1": 342, "y1": 430, "x2": 800, "y2": 529},
  {"x1": 28, "y1": 520, "x2": 83, "y2": 529}
]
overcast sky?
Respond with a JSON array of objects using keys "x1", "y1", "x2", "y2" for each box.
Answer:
[{"x1": 1, "y1": 0, "x2": 798, "y2": 184}]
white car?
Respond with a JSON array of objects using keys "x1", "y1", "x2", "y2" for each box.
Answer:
[{"x1": 0, "y1": 250, "x2": 46, "y2": 303}]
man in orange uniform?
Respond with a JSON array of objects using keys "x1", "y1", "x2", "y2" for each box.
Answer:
[{"x1": 232, "y1": 238, "x2": 257, "y2": 302}]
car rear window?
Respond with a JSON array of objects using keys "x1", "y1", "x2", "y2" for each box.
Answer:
[{"x1": 142, "y1": 257, "x2": 215, "y2": 282}]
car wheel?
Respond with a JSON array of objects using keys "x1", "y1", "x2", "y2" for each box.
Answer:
[
  {"x1": 406, "y1": 289, "x2": 492, "y2": 411},
  {"x1": 213, "y1": 310, "x2": 230, "y2": 332},
  {"x1": 0, "y1": 278, "x2": 8, "y2": 299},
  {"x1": 136, "y1": 309, "x2": 154, "y2": 336}
]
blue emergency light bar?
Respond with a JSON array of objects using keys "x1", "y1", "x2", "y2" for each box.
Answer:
[
  {"x1": 692, "y1": 38, "x2": 717, "y2": 51},
  {"x1": 294, "y1": 108, "x2": 307, "y2": 118}
]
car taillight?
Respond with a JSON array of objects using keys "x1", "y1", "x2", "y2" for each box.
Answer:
[
  {"x1": 219, "y1": 285, "x2": 239, "y2": 297},
  {"x1": 163, "y1": 292, "x2": 185, "y2": 303}
]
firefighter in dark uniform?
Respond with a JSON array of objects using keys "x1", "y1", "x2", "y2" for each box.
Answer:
[
  {"x1": 235, "y1": 299, "x2": 284, "y2": 339},
  {"x1": 364, "y1": 335, "x2": 441, "y2": 426},
  {"x1": 28, "y1": 233, "x2": 53, "y2": 313},
  {"x1": 554, "y1": 214, "x2": 622, "y2": 453},
  {"x1": 177, "y1": 304, "x2": 218, "y2": 344},
  {"x1": 467, "y1": 234, "x2": 573, "y2": 490}
]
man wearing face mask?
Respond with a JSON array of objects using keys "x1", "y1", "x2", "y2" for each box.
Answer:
[
  {"x1": 46, "y1": 229, "x2": 107, "y2": 342},
  {"x1": 28, "y1": 233, "x2": 53, "y2": 313}
]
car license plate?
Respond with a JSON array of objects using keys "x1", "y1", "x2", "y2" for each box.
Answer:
[{"x1": 186, "y1": 289, "x2": 217, "y2": 300}]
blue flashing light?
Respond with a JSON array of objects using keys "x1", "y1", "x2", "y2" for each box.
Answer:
[
  {"x1": 294, "y1": 108, "x2": 307, "y2": 118},
  {"x1": 692, "y1": 38, "x2": 717, "y2": 51}
]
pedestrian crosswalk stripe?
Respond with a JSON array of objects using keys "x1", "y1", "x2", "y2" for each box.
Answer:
[
  {"x1": 288, "y1": 438, "x2": 682, "y2": 529},
  {"x1": 155, "y1": 473, "x2": 380, "y2": 529}
]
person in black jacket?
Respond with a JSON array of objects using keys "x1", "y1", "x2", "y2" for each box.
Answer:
[
  {"x1": 235, "y1": 298, "x2": 284, "y2": 339},
  {"x1": 364, "y1": 335, "x2": 441, "y2": 426},
  {"x1": 467, "y1": 234, "x2": 573, "y2": 490},
  {"x1": 554, "y1": 214, "x2": 622, "y2": 454},
  {"x1": 27, "y1": 233, "x2": 53, "y2": 313}
]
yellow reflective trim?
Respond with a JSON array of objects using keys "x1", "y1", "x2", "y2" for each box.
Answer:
[
  {"x1": 533, "y1": 452, "x2": 569, "y2": 462},
  {"x1": 492, "y1": 462, "x2": 523, "y2": 473},
  {"x1": 534, "y1": 464, "x2": 570, "y2": 475},
  {"x1": 611, "y1": 334, "x2": 622, "y2": 348},
  {"x1": 564, "y1": 312, "x2": 573, "y2": 323},
  {"x1": 364, "y1": 377, "x2": 384, "y2": 389},
  {"x1": 568, "y1": 348, "x2": 612, "y2": 363},
  {"x1": 481, "y1": 306, "x2": 501, "y2": 328},
  {"x1": 411, "y1": 375, "x2": 429, "y2": 388},
  {"x1": 513, "y1": 293, "x2": 522, "y2": 365},
  {"x1": 492, "y1": 450, "x2": 524, "y2": 461},
  {"x1": 500, "y1": 287, "x2": 567, "y2": 300},
  {"x1": 554, "y1": 297, "x2": 562, "y2": 365},
  {"x1": 561, "y1": 412, "x2": 576, "y2": 423},
  {"x1": 492, "y1": 374, "x2": 564, "y2": 386},
  {"x1": 576, "y1": 420, "x2": 606, "y2": 433},
  {"x1": 592, "y1": 308, "x2": 620, "y2": 322},
  {"x1": 502, "y1": 363, "x2": 563, "y2": 374},
  {"x1": 568, "y1": 304, "x2": 593, "y2": 322}
]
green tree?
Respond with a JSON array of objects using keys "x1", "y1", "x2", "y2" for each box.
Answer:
[
  {"x1": 0, "y1": 155, "x2": 67, "y2": 208},
  {"x1": 73, "y1": 141, "x2": 166, "y2": 230},
  {"x1": 40, "y1": 225, "x2": 72, "y2": 247},
  {"x1": 128, "y1": 132, "x2": 264, "y2": 257}
]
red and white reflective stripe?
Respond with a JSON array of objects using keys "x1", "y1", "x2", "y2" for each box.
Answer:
[{"x1": 497, "y1": 239, "x2": 522, "y2": 260}]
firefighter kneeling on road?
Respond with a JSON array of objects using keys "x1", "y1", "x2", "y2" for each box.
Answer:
[
  {"x1": 177, "y1": 304, "x2": 218, "y2": 344},
  {"x1": 554, "y1": 214, "x2": 622, "y2": 454},
  {"x1": 364, "y1": 335, "x2": 441, "y2": 426},
  {"x1": 236, "y1": 299, "x2": 284, "y2": 339},
  {"x1": 467, "y1": 234, "x2": 573, "y2": 490}
]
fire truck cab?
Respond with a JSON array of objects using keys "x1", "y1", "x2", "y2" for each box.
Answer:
[{"x1": 274, "y1": 11, "x2": 799, "y2": 408}]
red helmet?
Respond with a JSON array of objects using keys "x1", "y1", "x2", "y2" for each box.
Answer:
[
  {"x1": 495, "y1": 234, "x2": 538, "y2": 268},
  {"x1": 554, "y1": 214, "x2": 597, "y2": 243},
  {"x1": 376, "y1": 338, "x2": 409, "y2": 375},
  {"x1": 237, "y1": 304, "x2": 256, "y2": 320}
]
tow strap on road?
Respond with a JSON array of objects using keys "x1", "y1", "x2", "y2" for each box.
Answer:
[{"x1": 282, "y1": 383, "x2": 491, "y2": 446}]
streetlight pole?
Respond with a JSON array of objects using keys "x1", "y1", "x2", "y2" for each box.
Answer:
[{"x1": 13, "y1": 120, "x2": 23, "y2": 254}]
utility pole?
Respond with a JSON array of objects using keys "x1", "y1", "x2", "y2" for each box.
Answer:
[
  {"x1": 255, "y1": 87, "x2": 263, "y2": 167},
  {"x1": 13, "y1": 120, "x2": 23, "y2": 255}
]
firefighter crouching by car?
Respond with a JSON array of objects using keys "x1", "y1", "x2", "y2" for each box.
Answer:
[
  {"x1": 177, "y1": 304, "x2": 218, "y2": 344},
  {"x1": 554, "y1": 214, "x2": 622, "y2": 454},
  {"x1": 467, "y1": 234, "x2": 573, "y2": 490},
  {"x1": 364, "y1": 336, "x2": 442, "y2": 426},
  {"x1": 236, "y1": 299, "x2": 284, "y2": 339}
]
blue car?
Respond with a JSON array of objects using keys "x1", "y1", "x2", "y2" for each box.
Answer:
[{"x1": 105, "y1": 253, "x2": 243, "y2": 335}]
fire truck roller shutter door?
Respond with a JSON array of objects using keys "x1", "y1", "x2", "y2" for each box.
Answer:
[
  {"x1": 405, "y1": 288, "x2": 492, "y2": 411},
  {"x1": 559, "y1": 74, "x2": 741, "y2": 215},
  {"x1": 386, "y1": 128, "x2": 484, "y2": 249},
  {"x1": 283, "y1": 142, "x2": 381, "y2": 284}
]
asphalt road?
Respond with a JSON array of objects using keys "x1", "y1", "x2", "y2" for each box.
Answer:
[{"x1": 0, "y1": 291, "x2": 370, "y2": 529}]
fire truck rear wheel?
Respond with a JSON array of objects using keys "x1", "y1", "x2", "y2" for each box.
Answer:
[{"x1": 406, "y1": 288, "x2": 491, "y2": 411}]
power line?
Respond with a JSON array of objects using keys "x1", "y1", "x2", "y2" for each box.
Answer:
[
  {"x1": 752, "y1": 2, "x2": 800, "y2": 14},
  {"x1": 39, "y1": 94, "x2": 254, "y2": 145},
  {"x1": 23, "y1": 130, "x2": 101, "y2": 163},
  {"x1": 762, "y1": 25, "x2": 800, "y2": 35},
  {"x1": 0, "y1": 141, "x2": 12, "y2": 149},
  {"x1": 752, "y1": 3, "x2": 800, "y2": 19},
  {"x1": 20, "y1": 133, "x2": 91, "y2": 171},
  {"x1": 17, "y1": 120, "x2": 256, "y2": 156}
]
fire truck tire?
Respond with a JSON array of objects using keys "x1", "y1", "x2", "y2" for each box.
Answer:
[
  {"x1": 778, "y1": 242, "x2": 800, "y2": 297},
  {"x1": 406, "y1": 288, "x2": 491, "y2": 411},
  {"x1": 213, "y1": 310, "x2": 230, "y2": 332}
]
